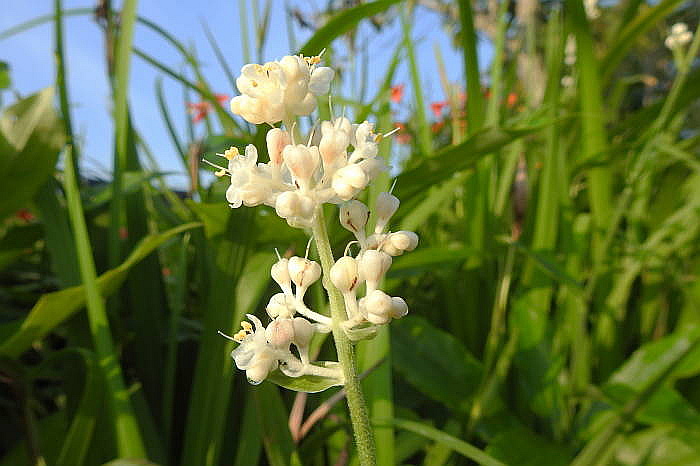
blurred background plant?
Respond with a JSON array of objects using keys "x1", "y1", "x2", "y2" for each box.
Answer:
[{"x1": 0, "y1": 0, "x2": 699, "y2": 465}]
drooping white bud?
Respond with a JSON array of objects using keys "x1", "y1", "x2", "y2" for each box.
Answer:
[
  {"x1": 390, "y1": 296, "x2": 408, "y2": 319},
  {"x1": 265, "y1": 318, "x2": 295, "y2": 348},
  {"x1": 374, "y1": 192, "x2": 400, "y2": 233},
  {"x1": 383, "y1": 231, "x2": 419, "y2": 256},
  {"x1": 271, "y1": 259, "x2": 293, "y2": 296},
  {"x1": 339, "y1": 200, "x2": 369, "y2": 236},
  {"x1": 283, "y1": 144, "x2": 320, "y2": 188},
  {"x1": 266, "y1": 128, "x2": 291, "y2": 166},
  {"x1": 330, "y1": 256, "x2": 359, "y2": 293},
  {"x1": 266, "y1": 292, "x2": 295, "y2": 319},
  {"x1": 358, "y1": 250, "x2": 392, "y2": 294},
  {"x1": 361, "y1": 290, "x2": 393, "y2": 325},
  {"x1": 288, "y1": 256, "x2": 322, "y2": 299},
  {"x1": 292, "y1": 317, "x2": 314, "y2": 350},
  {"x1": 245, "y1": 352, "x2": 278, "y2": 385}
]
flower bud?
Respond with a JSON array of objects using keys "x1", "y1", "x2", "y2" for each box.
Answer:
[
  {"x1": 288, "y1": 257, "x2": 321, "y2": 299},
  {"x1": 266, "y1": 292, "x2": 295, "y2": 319},
  {"x1": 339, "y1": 200, "x2": 369, "y2": 235},
  {"x1": 271, "y1": 259, "x2": 293, "y2": 296},
  {"x1": 265, "y1": 318, "x2": 295, "y2": 348},
  {"x1": 362, "y1": 290, "x2": 393, "y2": 325},
  {"x1": 292, "y1": 317, "x2": 314, "y2": 349},
  {"x1": 390, "y1": 296, "x2": 408, "y2": 319},
  {"x1": 275, "y1": 191, "x2": 300, "y2": 218},
  {"x1": 384, "y1": 230, "x2": 419, "y2": 256},
  {"x1": 283, "y1": 144, "x2": 320, "y2": 187},
  {"x1": 330, "y1": 256, "x2": 359, "y2": 293},
  {"x1": 266, "y1": 128, "x2": 290, "y2": 166},
  {"x1": 374, "y1": 192, "x2": 400, "y2": 233},
  {"x1": 358, "y1": 250, "x2": 392, "y2": 294}
]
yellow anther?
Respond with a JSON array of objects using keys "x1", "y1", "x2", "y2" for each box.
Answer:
[
  {"x1": 215, "y1": 169, "x2": 227, "y2": 177},
  {"x1": 233, "y1": 331, "x2": 246, "y2": 343},
  {"x1": 224, "y1": 147, "x2": 239, "y2": 160},
  {"x1": 241, "y1": 321, "x2": 253, "y2": 332},
  {"x1": 251, "y1": 81, "x2": 258, "y2": 87},
  {"x1": 374, "y1": 134, "x2": 383, "y2": 143}
]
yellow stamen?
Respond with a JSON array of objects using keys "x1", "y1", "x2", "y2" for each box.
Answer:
[
  {"x1": 215, "y1": 169, "x2": 226, "y2": 177},
  {"x1": 224, "y1": 147, "x2": 240, "y2": 160},
  {"x1": 233, "y1": 331, "x2": 246, "y2": 343},
  {"x1": 241, "y1": 321, "x2": 253, "y2": 332}
]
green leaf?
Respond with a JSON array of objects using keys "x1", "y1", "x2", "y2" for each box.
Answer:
[
  {"x1": 299, "y1": 0, "x2": 403, "y2": 56},
  {"x1": 0, "y1": 88, "x2": 64, "y2": 221},
  {"x1": 485, "y1": 424, "x2": 571, "y2": 466},
  {"x1": 392, "y1": 418, "x2": 506, "y2": 466},
  {"x1": 266, "y1": 362, "x2": 344, "y2": 393},
  {"x1": 0, "y1": 222, "x2": 200, "y2": 358},
  {"x1": 252, "y1": 383, "x2": 302, "y2": 466},
  {"x1": 391, "y1": 316, "x2": 483, "y2": 413},
  {"x1": 388, "y1": 247, "x2": 480, "y2": 278},
  {"x1": 55, "y1": 350, "x2": 102, "y2": 466}
]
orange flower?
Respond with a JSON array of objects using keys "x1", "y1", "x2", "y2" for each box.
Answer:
[
  {"x1": 390, "y1": 84, "x2": 404, "y2": 103},
  {"x1": 506, "y1": 92, "x2": 518, "y2": 108},
  {"x1": 431, "y1": 121, "x2": 445, "y2": 134},
  {"x1": 187, "y1": 93, "x2": 230, "y2": 123},
  {"x1": 430, "y1": 101, "x2": 448, "y2": 118}
]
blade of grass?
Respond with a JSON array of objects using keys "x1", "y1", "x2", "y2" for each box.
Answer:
[
  {"x1": 154, "y1": 77, "x2": 186, "y2": 168},
  {"x1": 567, "y1": 0, "x2": 613, "y2": 263},
  {"x1": 53, "y1": 0, "x2": 79, "y2": 182},
  {"x1": 299, "y1": 0, "x2": 403, "y2": 56},
  {"x1": 392, "y1": 418, "x2": 506, "y2": 466},
  {"x1": 457, "y1": 0, "x2": 485, "y2": 133},
  {"x1": 63, "y1": 145, "x2": 146, "y2": 458},
  {"x1": 400, "y1": 4, "x2": 431, "y2": 156},
  {"x1": 108, "y1": 0, "x2": 138, "y2": 267},
  {"x1": 201, "y1": 20, "x2": 237, "y2": 91}
]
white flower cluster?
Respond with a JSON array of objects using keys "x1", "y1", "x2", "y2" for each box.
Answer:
[
  {"x1": 229, "y1": 253, "x2": 338, "y2": 384},
  {"x1": 221, "y1": 53, "x2": 417, "y2": 388},
  {"x1": 230, "y1": 54, "x2": 334, "y2": 125},
  {"x1": 331, "y1": 194, "x2": 417, "y2": 335},
  {"x1": 665, "y1": 23, "x2": 693, "y2": 50},
  {"x1": 214, "y1": 118, "x2": 388, "y2": 229}
]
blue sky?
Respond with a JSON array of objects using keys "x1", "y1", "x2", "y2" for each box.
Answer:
[{"x1": 1, "y1": 1, "x2": 491, "y2": 189}]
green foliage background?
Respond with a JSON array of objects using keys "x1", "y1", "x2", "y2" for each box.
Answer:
[{"x1": 1, "y1": 1, "x2": 699, "y2": 465}]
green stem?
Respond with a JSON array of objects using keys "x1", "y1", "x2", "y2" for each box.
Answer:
[{"x1": 311, "y1": 207, "x2": 376, "y2": 466}]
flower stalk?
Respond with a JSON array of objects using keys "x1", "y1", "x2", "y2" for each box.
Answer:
[{"x1": 311, "y1": 207, "x2": 376, "y2": 466}]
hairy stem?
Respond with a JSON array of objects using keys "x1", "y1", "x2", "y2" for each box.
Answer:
[{"x1": 311, "y1": 207, "x2": 376, "y2": 466}]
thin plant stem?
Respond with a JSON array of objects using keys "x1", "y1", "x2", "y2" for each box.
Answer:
[{"x1": 311, "y1": 207, "x2": 376, "y2": 466}]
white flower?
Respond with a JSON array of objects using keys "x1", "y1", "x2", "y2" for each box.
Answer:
[
  {"x1": 231, "y1": 315, "x2": 282, "y2": 384},
  {"x1": 666, "y1": 22, "x2": 693, "y2": 50},
  {"x1": 230, "y1": 54, "x2": 335, "y2": 125}
]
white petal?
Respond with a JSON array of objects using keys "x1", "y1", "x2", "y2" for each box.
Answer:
[{"x1": 309, "y1": 67, "x2": 334, "y2": 95}]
